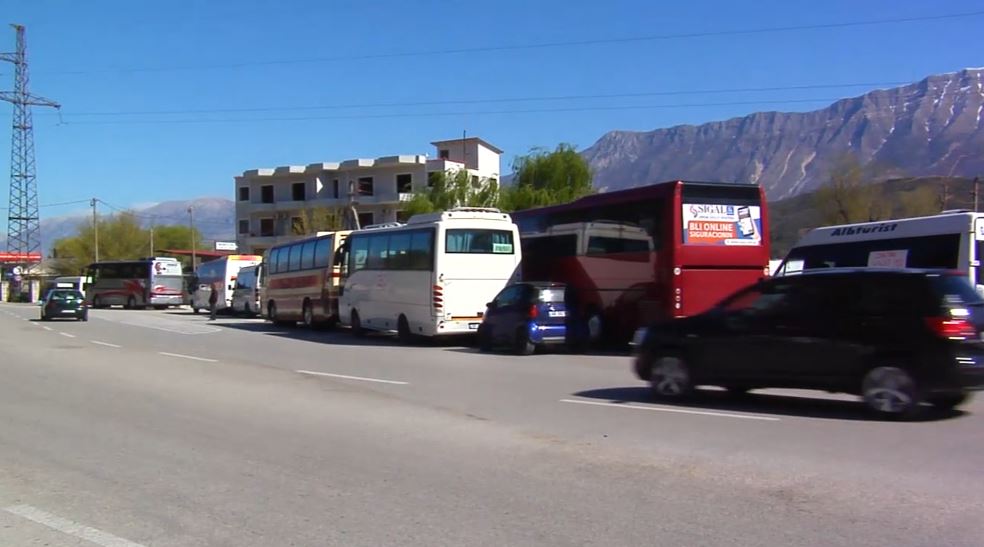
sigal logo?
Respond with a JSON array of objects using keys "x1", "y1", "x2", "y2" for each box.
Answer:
[{"x1": 688, "y1": 204, "x2": 735, "y2": 217}]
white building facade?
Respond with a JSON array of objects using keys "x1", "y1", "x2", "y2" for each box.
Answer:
[{"x1": 235, "y1": 138, "x2": 502, "y2": 254}]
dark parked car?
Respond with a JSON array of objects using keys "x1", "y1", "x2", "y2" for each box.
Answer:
[
  {"x1": 40, "y1": 289, "x2": 88, "y2": 322},
  {"x1": 479, "y1": 282, "x2": 567, "y2": 355},
  {"x1": 633, "y1": 269, "x2": 984, "y2": 418}
]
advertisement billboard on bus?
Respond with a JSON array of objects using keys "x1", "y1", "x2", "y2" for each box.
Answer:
[{"x1": 681, "y1": 203, "x2": 762, "y2": 246}]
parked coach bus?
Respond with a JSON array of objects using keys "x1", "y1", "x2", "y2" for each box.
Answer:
[
  {"x1": 191, "y1": 255, "x2": 262, "y2": 313},
  {"x1": 513, "y1": 181, "x2": 770, "y2": 345},
  {"x1": 85, "y1": 257, "x2": 185, "y2": 309},
  {"x1": 776, "y1": 211, "x2": 984, "y2": 292},
  {"x1": 262, "y1": 231, "x2": 350, "y2": 327},
  {"x1": 336, "y1": 208, "x2": 522, "y2": 340}
]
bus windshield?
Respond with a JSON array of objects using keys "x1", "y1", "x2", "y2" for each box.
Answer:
[{"x1": 445, "y1": 229, "x2": 514, "y2": 254}]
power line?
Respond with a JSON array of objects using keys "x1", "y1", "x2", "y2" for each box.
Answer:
[
  {"x1": 35, "y1": 10, "x2": 984, "y2": 75},
  {"x1": 53, "y1": 97, "x2": 847, "y2": 126},
  {"x1": 48, "y1": 81, "x2": 913, "y2": 117}
]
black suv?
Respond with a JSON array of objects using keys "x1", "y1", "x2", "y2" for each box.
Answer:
[{"x1": 633, "y1": 269, "x2": 984, "y2": 418}]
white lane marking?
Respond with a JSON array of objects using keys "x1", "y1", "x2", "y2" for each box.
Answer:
[
  {"x1": 41, "y1": 326, "x2": 53, "y2": 331},
  {"x1": 559, "y1": 398, "x2": 781, "y2": 422},
  {"x1": 159, "y1": 351, "x2": 217, "y2": 363},
  {"x1": 296, "y1": 369, "x2": 409, "y2": 385},
  {"x1": 91, "y1": 340, "x2": 122, "y2": 348},
  {"x1": 58, "y1": 332, "x2": 77, "y2": 338},
  {"x1": 3, "y1": 504, "x2": 146, "y2": 547},
  {"x1": 120, "y1": 321, "x2": 220, "y2": 335}
]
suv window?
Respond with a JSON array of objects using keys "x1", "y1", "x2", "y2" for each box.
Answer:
[
  {"x1": 495, "y1": 285, "x2": 525, "y2": 307},
  {"x1": 930, "y1": 274, "x2": 984, "y2": 307},
  {"x1": 537, "y1": 287, "x2": 565, "y2": 303}
]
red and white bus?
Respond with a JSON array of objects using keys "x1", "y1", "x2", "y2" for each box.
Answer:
[
  {"x1": 85, "y1": 257, "x2": 185, "y2": 309},
  {"x1": 261, "y1": 231, "x2": 351, "y2": 327},
  {"x1": 513, "y1": 181, "x2": 770, "y2": 345}
]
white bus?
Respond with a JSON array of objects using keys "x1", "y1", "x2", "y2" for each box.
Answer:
[
  {"x1": 191, "y1": 255, "x2": 263, "y2": 313},
  {"x1": 337, "y1": 208, "x2": 521, "y2": 339},
  {"x1": 86, "y1": 257, "x2": 185, "y2": 309},
  {"x1": 776, "y1": 211, "x2": 984, "y2": 291}
]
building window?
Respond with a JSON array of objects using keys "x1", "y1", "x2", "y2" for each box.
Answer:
[
  {"x1": 396, "y1": 173, "x2": 413, "y2": 193},
  {"x1": 291, "y1": 216, "x2": 304, "y2": 235},
  {"x1": 427, "y1": 172, "x2": 440, "y2": 188},
  {"x1": 259, "y1": 218, "x2": 274, "y2": 237},
  {"x1": 471, "y1": 175, "x2": 480, "y2": 188},
  {"x1": 489, "y1": 177, "x2": 498, "y2": 187},
  {"x1": 358, "y1": 176, "x2": 374, "y2": 196},
  {"x1": 238, "y1": 187, "x2": 250, "y2": 201},
  {"x1": 238, "y1": 219, "x2": 249, "y2": 234},
  {"x1": 261, "y1": 185, "x2": 274, "y2": 204},
  {"x1": 439, "y1": 149, "x2": 449, "y2": 159},
  {"x1": 333, "y1": 179, "x2": 340, "y2": 199},
  {"x1": 396, "y1": 210, "x2": 411, "y2": 223},
  {"x1": 357, "y1": 212, "x2": 374, "y2": 227},
  {"x1": 292, "y1": 182, "x2": 306, "y2": 201}
]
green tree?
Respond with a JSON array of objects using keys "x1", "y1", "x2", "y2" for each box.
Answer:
[
  {"x1": 401, "y1": 170, "x2": 499, "y2": 217},
  {"x1": 812, "y1": 154, "x2": 890, "y2": 224},
  {"x1": 153, "y1": 225, "x2": 204, "y2": 254},
  {"x1": 499, "y1": 143, "x2": 593, "y2": 211},
  {"x1": 292, "y1": 207, "x2": 345, "y2": 235},
  {"x1": 51, "y1": 213, "x2": 202, "y2": 275}
]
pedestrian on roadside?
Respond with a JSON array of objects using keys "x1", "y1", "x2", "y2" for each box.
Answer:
[{"x1": 208, "y1": 283, "x2": 218, "y2": 321}]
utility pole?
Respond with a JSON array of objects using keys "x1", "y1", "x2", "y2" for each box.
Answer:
[
  {"x1": 1, "y1": 24, "x2": 60, "y2": 263},
  {"x1": 90, "y1": 198, "x2": 99, "y2": 262},
  {"x1": 187, "y1": 206, "x2": 196, "y2": 270},
  {"x1": 149, "y1": 219, "x2": 155, "y2": 257},
  {"x1": 974, "y1": 177, "x2": 980, "y2": 213}
]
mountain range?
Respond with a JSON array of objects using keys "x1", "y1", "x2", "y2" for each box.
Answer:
[
  {"x1": 2, "y1": 197, "x2": 236, "y2": 255},
  {"x1": 582, "y1": 68, "x2": 984, "y2": 199}
]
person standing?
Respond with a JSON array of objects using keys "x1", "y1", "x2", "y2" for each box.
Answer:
[{"x1": 208, "y1": 283, "x2": 218, "y2": 321}]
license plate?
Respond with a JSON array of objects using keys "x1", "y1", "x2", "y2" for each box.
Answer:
[
  {"x1": 548, "y1": 311, "x2": 566, "y2": 318},
  {"x1": 468, "y1": 323, "x2": 480, "y2": 330}
]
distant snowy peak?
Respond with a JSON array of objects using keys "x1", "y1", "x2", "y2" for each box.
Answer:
[{"x1": 582, "y1": 68, "x2": 984, "y2": 200}]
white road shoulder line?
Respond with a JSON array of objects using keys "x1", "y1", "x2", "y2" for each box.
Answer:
[
  {"x1": 559, "y1": 398, "x2": 781, "y2": 422},
  {"x1": 296, "y1": 370, "x2": 409, "y2": 385},
  {"x1": 159, "y1": 351, "x2": 217, "y2": 363},
  {"x1": 91, "y1": 340, "x2": 122, "y2": 348},
  {"x1": 3, "y1": 504, "x2": 146, "y2": 547},
  {"x1": 58, "y1": 332, "x2": 77, "y2": 338}
]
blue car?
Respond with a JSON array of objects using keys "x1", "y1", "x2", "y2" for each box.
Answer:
[{"x1": 478, "y1": 282, "x2": 567, "y2": 355}]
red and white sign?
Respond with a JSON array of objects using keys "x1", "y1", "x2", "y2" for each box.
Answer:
[
  {"x1": 867, "y1": 250, "x2": 908, "y2": 268},
  {"x1": 0, "y1": 252, "x2": 42, "y2": 264}
]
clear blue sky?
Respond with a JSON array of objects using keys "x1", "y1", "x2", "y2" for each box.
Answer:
[{"x1": 1, "y1": 0, "x2": 982, "y2": 220}]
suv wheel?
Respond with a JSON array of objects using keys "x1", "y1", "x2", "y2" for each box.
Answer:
[
  {"x1": 649, "y1": 356, "x2": 693, "y2": 399},
  {"x1": 862, "y1": 366, "x2": 921, "y2": 418},
  {"x1": 515, "y1": 327, "x2": 535, "y2": 355}
]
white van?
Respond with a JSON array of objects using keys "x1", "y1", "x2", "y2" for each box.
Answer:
[
  {"x1": 191, "y1": 255, "x2": 263, "y2": 313},
  {"x1": 231, "y1": 264, "x2": 263, "y2": 316},
  {"x1": 337, "y1": 208, "x2": 522, "y2": 338},
  {"x1": 777, "y1": 211, "x2": 984, "y2": 292}
]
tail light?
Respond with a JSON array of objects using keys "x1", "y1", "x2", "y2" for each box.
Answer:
[
  {"x1": 925, "y1": 317, "x2": 977, "y2": 340},
  {"x1": 432, "y1": 285, "x2": 443, "y2": 311},
  {"x1": 528, "y1": 304, "x2": 538, "y2": 319}
]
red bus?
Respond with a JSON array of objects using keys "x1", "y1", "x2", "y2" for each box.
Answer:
[
  {"x1": 513, "y1": 181, "x2": 770, "y2": 345},
  {"x1": 260, "y1": 230, "x2": 351, "y2": 327}
]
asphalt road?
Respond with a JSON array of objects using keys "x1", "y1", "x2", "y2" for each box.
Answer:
[{"x1": 1, "y1": 303, "x2": 982, "y2": 546}]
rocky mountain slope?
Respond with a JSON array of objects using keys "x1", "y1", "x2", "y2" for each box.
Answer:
[{"x1": 582, "y1": 69, "x2": 984, "y2": 199}]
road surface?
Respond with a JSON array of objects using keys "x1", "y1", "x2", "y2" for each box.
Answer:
[{"x1": 1, "y1": 303, "x2": 981, "y2": 546}]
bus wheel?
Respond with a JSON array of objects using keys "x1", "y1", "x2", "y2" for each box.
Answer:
[
  {"x1": 302, "y1": 301, "x2": 315, "y2": 328},
  {"x1": 397, "y1": 315, "x2": 412, "y2": 344},
  {"x1": 351, "y1": 310, "x2": 365, "y2": 337},
  {"x1": 126, "y1": 296, "x2": 136, "y2": 310},
  {"x1": 192, "y1": 307, "x2": 200, "y2": 314},
  {"x1": 93, "y1": 296, "x2": 104, "y2": 309},
  {"x1": 587, "y1": 311, "x2": 603, "y2": 343}
]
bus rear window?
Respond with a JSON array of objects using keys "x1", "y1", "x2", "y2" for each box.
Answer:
[{"x1": 446, "y1": 230, "x2": 514, "y2": 254}]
